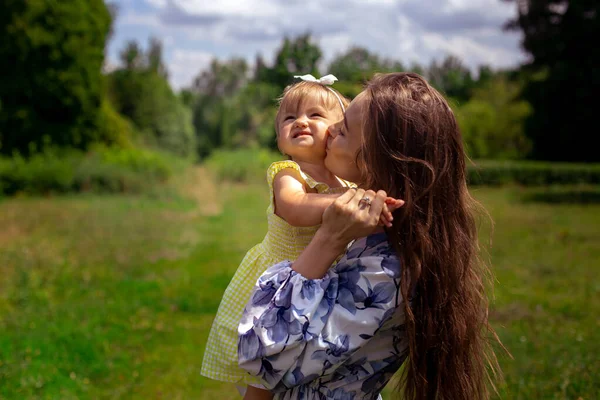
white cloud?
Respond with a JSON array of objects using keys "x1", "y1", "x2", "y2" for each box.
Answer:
[
  {"x1": 420, "y1": 32, "x2": 523, "y2": 70},
  {"x1": 109, "y1": 0, "x2": 526, "y2": 90},
  {"x1": 169, "y1": 49, "x2": 214, "y2": 89},
  {"x1": 169, "y1": 0, "x2": 281, "y2": 18},
  {"x1": 119, "y1": 12, "x2": 162, "y2": 28},
  {"x1": 144, "y1": 0, "x2": 167, "y2": 9}
]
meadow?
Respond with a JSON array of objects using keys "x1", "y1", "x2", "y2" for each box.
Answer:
[{"x1": 0, "y1": 164, "x2": 598, "y2": 399}]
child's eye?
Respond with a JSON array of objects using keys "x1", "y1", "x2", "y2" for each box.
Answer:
[
  {"x1": 311, "y1": 113, "x2": 324, "y2": 118},
  {"x1": 284, "y1": 115, "x2": 295, "y2": 121}
]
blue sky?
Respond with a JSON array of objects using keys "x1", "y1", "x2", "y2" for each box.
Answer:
[{"x1": 106, "y1": 0, "x2": 527, "y2": 90}]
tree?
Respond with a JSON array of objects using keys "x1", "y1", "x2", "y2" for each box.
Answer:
[
  {"x1": 147, "y1": 38, "x2": 168, "y2": 79},
  {"x1": 257, "y1": 34, "x2": 323, "y2": 90},
  {"x1": 0, "y1": 0, "x2": 112, "y2": 155},
  {"x1": 504, "y1": 0, "x2": 600, "y2": 161},
  {"x1": 328, "y1": 47, "x2": 405, "y2": 84},
  {"x1": 254, "y1": 54, "x2": 270, "y2": 82},
  {"x1": 120, "y1": 40, "x2": 145, "y2": 72},
  {"x1": 109, "y1": 39, "x2": 195, "y2": 158},
  {"x1": 427, "y1": 55, "x2": 474, "y2": 102},
  {"x1": 190, "y1": 58, "x2": 250, "y2": 158},
  {"x1": 455, "y1": 75, "x2": 532, "y2": 159},
  {"x1": 193, "y1": 58, "x2": 248, "y2": 98}
]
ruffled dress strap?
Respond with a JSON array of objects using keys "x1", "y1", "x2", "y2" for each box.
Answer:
[
  {"x1": 266, "y1": 160, "x2": 330, "y2": 194},
  {"x1": 267, "y1": 160, "x2": 355, "y2": 195}
]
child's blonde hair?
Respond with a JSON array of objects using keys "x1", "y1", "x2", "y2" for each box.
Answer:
[{"x1": 274, "y1": 81, "x2": 350, "y2": 136}]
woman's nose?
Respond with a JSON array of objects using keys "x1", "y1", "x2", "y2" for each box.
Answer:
[{"x1": 327, "y1": 125, "x2": 338, "y2": 138}]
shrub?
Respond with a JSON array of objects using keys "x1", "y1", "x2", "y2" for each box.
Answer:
[
  {"x1": 467, "y1": 160, "x2": 600, "y2": 186},
  {"x1": 204, "y1": 150, "x2": 600, "y2": 188},
  {"x1": 0, "y1": 146, "x2": 181, "y2": 196},
  {"x1": 205, "y1": 148, "x2": 282, "y2": 183}
]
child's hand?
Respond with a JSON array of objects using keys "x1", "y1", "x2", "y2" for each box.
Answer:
[{"x1": 379, "y1": 197, "x2": 405, "y2": 228}]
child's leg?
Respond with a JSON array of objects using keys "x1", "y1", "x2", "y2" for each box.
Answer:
[{"x1": 243, "y1": 385, "x2": 273, "y2": 400}]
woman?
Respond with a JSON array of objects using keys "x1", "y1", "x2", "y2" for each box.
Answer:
[{"x1": 238, "y1": 72, "x2": 501, "y2": 399}]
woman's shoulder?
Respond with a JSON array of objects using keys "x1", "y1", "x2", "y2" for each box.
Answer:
[
  {"x1": 337, "y1": 232, "x2": 400, "y2": 277},
  {"x1": 348, "y1": 232, "x2": 395, "y2": 256}
]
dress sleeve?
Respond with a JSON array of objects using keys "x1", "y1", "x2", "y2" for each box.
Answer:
[
  {"x1": 266, "y1": 160, "x2": 330, "y2": 193},
  {"x1": 266, "y1": 161, "x2": 302, "y2": 190},
  {"x1": 237, "y1": 249, "x2": 401, "y2": 392}
]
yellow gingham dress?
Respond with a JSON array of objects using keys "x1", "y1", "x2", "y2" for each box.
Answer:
[{"x1": 201, "y1": 160, "x2": 354, "y2": 384}]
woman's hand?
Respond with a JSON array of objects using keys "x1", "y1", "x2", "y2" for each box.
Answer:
[
  {"x1": 291, "y1": 189, "x2": 404, "y2": 280},
  {"x1": 320, "y1": 188, "x2": 404, "y2": 249}
]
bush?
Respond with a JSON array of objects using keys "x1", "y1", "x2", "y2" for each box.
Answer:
[
  {"x1": 0, "y1": 146, "x2": 181, "y2": 196},
  {"x1": 454, "y1": 76, "x2": 532, "y2": 160},
  {"x1": 74, "y1": 145, "x2": 178, "y2": 193},
  {"x1": 0, "y1": 149, "x2": 80, "y2": 195},
  {"x1": 96, "y1": 99, "x2": 135, "y2": 148},
  {"x1": 468, "y1": 160, "x2": 600, "y2": 186},
  {"x1": 203, "y1": 150, "x2": 600, "y2": 187},
  {"x1": 205, "y1": 148, "x2": 282, "y2": 183}
]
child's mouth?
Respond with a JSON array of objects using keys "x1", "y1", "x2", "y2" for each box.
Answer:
[{"x1": 293, "y1": 131, "x2": 311, "y2": 138}]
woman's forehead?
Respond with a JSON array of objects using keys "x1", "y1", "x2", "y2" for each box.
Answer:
[{"x1": 345, "y1": 92, "x2": 367, "y2": 120}]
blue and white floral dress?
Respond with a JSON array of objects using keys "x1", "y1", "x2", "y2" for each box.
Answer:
[{"x1": 238, "y1": 232, "x2": 409, "y2": 399}]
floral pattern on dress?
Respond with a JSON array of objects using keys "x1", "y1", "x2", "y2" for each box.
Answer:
[{"x1": 238, "y1": 232, "x2": 408, "y2": 399}]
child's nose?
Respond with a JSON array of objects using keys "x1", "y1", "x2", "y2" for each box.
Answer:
[{"x1": 294, "y1": 118, "x2": 308, "y2": 128}]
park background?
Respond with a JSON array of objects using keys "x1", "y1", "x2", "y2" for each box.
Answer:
[{"x1": 0, "y1": 0, "x2": 598, "y2": 398}]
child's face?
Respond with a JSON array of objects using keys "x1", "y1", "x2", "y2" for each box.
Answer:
[{"x1": 277, "y1": 100, "x2": 342, "y2": 162}]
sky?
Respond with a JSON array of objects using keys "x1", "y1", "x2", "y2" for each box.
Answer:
[{"x1": 106, "y1": 0, "x2": 528, "y2": 90}]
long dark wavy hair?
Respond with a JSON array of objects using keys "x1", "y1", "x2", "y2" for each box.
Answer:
[{"x1": 359, "y1": 72, "x2": 502, "y2": 399}]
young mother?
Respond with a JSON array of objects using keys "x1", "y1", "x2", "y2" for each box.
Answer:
[{"x1": 238, "y1": 72, "x2": 500, "y2": 400}]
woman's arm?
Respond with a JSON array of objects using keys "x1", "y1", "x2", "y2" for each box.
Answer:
[
  {"x1": 274, "y1": 171, "x2": 399, "y2": 229},
  {"x1": 292, "y1": 188, "x2": 390, "y2": 279},
  {"x1": 238, "y1": 240, "x2": 404, "y2": 392},
  {"x1": 238, "y1": 189, "x2": 405, "y2": 392}
]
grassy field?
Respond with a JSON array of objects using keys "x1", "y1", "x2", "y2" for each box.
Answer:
[{"x1": 0, "y1": 167, "x2": 598, "y2": 399}]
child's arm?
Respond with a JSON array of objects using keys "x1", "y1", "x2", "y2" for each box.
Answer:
[
  {"x1": 272, "y1": 169, "x2": 341, "y2": 227},
  {"x1": 273, "y1": 169, "x2": 403, "y2": 227}
]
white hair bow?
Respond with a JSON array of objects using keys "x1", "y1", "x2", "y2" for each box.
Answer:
[
  {"x1": 293, "y1": 74, "x2": 338, "y2": 86},
  {"x1": 293, "y1": 74, "x2": 345, "y2": 111}
]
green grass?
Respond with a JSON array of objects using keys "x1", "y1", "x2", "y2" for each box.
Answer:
[{"x1": 0, "y1": 172, "x2": 598, "y2": 399}]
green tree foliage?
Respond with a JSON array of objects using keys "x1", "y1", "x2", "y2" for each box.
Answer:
[
  {"x1": 231, "y1": 83, "x2": 281, "y2": 149},
  {"x1": 193, "y1": 58, "x2": 249, "y2": 98},
  {"x1": 191, "y1": 58, "x2": 250, "y2": 158},
  {"x1": 257, "y1": 34, "x2": 323, "y2": 90},
  {"x1": 504, "y1": 0, "x2": 599, "y2": 162},
  {"x1": 329, "y1": 47, "x2": 405, "y2": 83},
  {"x1": 427, "y1": 55, "x2": 475, "y2": 102},
  {"x1": 327, "y1": 47, "x2": 405, "y2": 97},
  {"x1": 0, "y1": 0, "x2": 112, "y2": 155},
  {"x1": 456, "y1": 75, "x2": 532, "y2": 159},
  {"x1": 108, "y1": 39, "x2": 195, "y2": 158},
  {"x1": 147, "y1": 37, "x2": 169, "y2": 79}
]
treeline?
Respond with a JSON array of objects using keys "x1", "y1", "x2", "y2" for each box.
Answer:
[
  {"x1": 0, "y1": 0, "x2": 598, "y2": 195},
  {"x1": 185, "y1": 40, "x2": 532, "y2": 161}
]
